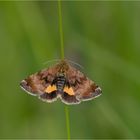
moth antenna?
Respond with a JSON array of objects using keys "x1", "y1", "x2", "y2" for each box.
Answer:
[
  {"x1": 43, "y1": 59, "x2": 60, "y2": 65},
  {"x1": 66, "y1": 59, "x2": 84, "y2": 69}
]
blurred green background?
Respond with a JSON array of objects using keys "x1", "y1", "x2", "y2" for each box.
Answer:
[{"x1": 0, "y1": 1, "x2": 140, "y2": 139}]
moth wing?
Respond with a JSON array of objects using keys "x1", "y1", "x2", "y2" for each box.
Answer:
[
  {"x1": 60, "y1": 90, "x2": 81, "y2": 105},
  {"x1": 65, "y1": 65, "x2": 102, "y2": 102},
  {"x1": 20, "y1": 65, "x2": 58, "y2": 102}
]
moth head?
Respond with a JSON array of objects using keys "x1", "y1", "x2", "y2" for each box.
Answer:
[
  {"x1": 57, "y1": 71, "x2": 66, "y2": 77},
  {"x1": 57, "y1": 60, "x2": 69, "y2": 73}
]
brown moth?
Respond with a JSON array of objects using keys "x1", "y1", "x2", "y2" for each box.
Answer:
[{"x1": 20, "y1": 60, "x2": 102, "y2": 105}]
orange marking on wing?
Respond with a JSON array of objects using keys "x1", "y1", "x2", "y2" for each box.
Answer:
[
  {"x1": 63, "y1": 86, "x2": 74, "y2": 96},
  {"x1": 45, "y1": 85, "x2": 57, "y2": 93}
]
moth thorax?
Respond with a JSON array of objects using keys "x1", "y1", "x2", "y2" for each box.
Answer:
[
  {"x1": 56, "y1": 73, "x2": 66, "y2": 93},
  {"x1": 58, "y1": 61, "x2": 69, "y2": 73}
]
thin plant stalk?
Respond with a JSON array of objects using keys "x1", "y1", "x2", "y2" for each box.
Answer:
[
  {"x1": 58, "y1": 0, "x2": 64, "y2": 60},
  {"x1": 58, "y1": 0, "x2": 71, "y2": 140}
]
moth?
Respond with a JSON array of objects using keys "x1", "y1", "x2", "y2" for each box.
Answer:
[{"x1": 20, "y1": 60, "x2": 102, "y2": 105}]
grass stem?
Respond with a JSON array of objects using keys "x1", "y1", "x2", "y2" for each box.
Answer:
[
  {"x1": 58, "y1": 0, "x2": 64, "y2": 60},
  {"x1": 65, "y1": 106, "x2": 71, "y2": 140},
  {"x1": 58, "y1": 1, "x2": 71, "y2": 139}
]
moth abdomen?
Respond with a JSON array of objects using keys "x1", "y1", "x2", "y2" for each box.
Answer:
[{"x1": 55, "y1": 75, "x2": 66, "y2": 93}]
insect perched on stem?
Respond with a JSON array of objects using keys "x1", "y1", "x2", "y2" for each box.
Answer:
[{"x1": 20, "y1": 59, "x2": 102, "y2": 105}]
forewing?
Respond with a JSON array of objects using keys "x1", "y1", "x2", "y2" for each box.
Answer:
[
  {"x1": 20, "y1": 66, "x2": 58, "y2": 102},
  {"x1": 65, "y1": 65, "x2": 102, "y2": 101}
]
